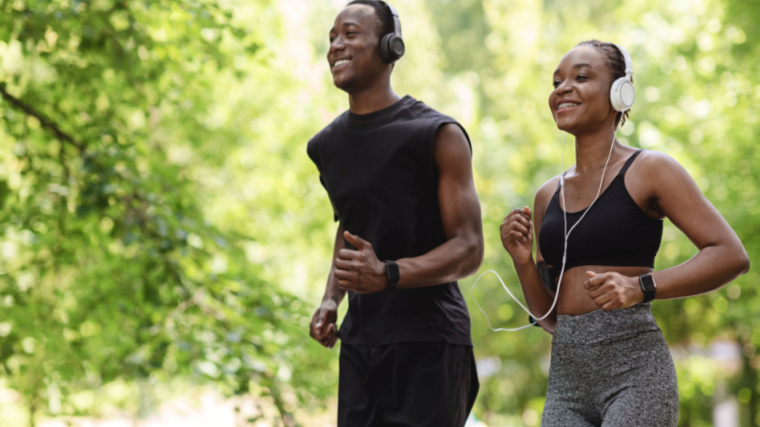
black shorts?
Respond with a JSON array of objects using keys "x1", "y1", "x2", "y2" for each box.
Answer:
[{"x1": 338, "y1": 341, "x2": 479, "y2": 427}]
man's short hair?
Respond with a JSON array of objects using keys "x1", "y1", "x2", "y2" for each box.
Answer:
[{"x1": 346, "y1": 0, "x2": 394, "y2": 39}]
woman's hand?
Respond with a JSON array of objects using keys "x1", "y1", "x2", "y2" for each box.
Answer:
[
  {"x1": 501, "y1": 206, "x2": 534, "y2": 264},
  {"x1": 584, "y1": 271, "x2": 644, "y2": 311}
]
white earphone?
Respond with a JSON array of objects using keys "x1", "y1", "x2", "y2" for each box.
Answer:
[{"x1": 609, "y1": 43, "x2": 635, "y2": 112}]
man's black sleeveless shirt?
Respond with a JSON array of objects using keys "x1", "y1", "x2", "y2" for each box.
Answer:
[{"x1": 307, "y1": 96, "x2": 473, "y2": 346}]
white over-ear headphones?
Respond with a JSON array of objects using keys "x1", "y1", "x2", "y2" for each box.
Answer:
[{"x1": 610, "y1": 43, "x2": 635, "y2": 112}]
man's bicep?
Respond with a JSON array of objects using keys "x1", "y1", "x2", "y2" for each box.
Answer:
[{"x1": 433, "y1": 124, "x2": 480, "y2": 237}]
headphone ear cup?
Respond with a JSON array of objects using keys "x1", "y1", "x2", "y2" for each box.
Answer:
[
  {"x1": 610, "y1": 77, "x2": 635, "y2": 112},
  {"x1": 380, "y1": 33, "x2": 393, "y2": 63},
  {"x1": 380, "y1": 33, "x2": 405, "y2": 63}
]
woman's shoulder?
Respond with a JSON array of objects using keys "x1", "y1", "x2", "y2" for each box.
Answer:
[
  {"x1": 534, "y1": 175, "x2": 563, "y2": 215},
  {"x1": 630, "y1": 149, "x2": 690, "y2": 181},
  {"x1": 537, "y1": 175, "x2": 562, "y2": 195},
  {"x1": 626, "y1": 149, "x2": 698, "y2": 212},
  {"x1": 633, "y1": 149, "x2": 683, "y2": 168}
]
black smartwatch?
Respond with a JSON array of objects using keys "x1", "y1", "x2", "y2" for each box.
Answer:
[
  {"x1": 638, "y1": 273, "x2": 657, "y2": 303},
  {"x1": 385, "y1": 260, "x2": 400, "y2": 290}
]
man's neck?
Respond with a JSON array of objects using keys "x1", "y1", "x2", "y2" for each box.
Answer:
[{"x1": 348, "y1": 87, "x2": 402, "y2": 115}]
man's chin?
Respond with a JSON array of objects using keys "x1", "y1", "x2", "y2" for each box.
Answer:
[{"x1": 332, "y1": 76, "x2": 355, "y2": 93}]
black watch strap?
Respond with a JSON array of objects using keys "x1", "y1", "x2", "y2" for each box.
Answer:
[
  {"x1": 385, "y1": 260, "x2": 400, "y2": 290},
  {"x1": 639, "y1": 273, "x2": 657, "y2": 303}
]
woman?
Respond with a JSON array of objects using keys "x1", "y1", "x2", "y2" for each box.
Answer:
[{"x1": 500, "y1": 40, "x2": 749, "y2": 426}]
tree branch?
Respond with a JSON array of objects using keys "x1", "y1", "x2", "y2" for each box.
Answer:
[{"x1": 0, "y1": 82, "x2": 85, "y2": 152}]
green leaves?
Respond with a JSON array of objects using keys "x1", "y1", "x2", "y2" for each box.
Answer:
[{"x1": 0, "y1": 0, "x2": 319, "y2": 425}]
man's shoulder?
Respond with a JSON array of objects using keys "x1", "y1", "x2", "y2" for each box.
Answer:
[
  {"x1": 390, "y1": 99, "x2": 463, "y2": 145},
  {"x1": 307, "y1": 110, "x2": 349, "y2": 148},
  {"x1": 403, "y1": 97, "x2": 453, "y2": 121}
]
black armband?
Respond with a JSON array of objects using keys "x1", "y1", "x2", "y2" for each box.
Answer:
[
  {"x1": 537, "y1": 261, "x2": 558, "y2": 292},
  {"x1": 531, "y1": 262, "x2": 558, "y2": 327},
  {"x1": 528, "y1": 315, "x2": 541, "y2": 327}
]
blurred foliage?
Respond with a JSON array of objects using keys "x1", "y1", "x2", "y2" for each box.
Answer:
[
  {"x1": 0, "y1": 0, "x2": 757, "y2": 426},
  {"x1": 0, "y1": 0, "x2": 334, "y2": 426}
]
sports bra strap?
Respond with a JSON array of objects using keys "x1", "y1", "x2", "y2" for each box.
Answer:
[
  {"x1": 617, "y1": 149, "x2": 644, "y2": 177},
  {"x1": 554, "y1": 171, "x2": 568, "y2": 191},
  {"x1": 555, "y1": 149, "x2": 643, "y2": 192}
]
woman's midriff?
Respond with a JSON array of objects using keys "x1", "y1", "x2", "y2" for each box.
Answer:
[{"x1": 555, "y1": 265, "x2": 654, "y2": 315}]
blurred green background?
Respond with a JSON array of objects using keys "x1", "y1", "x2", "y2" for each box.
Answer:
[{"x1": 0, "y1": 0, "x2": 757, "y2": 426}]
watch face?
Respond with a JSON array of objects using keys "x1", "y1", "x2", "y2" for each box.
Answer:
[
  {"x1": 639, "y1": 274, "x2": 656, "y2": 302},
  {"x1": 641, "y1": 275, "x2": 656, "y2": 291},
  {"x1": 386, "y1": 261, "x2": 400, "y2": 283}
]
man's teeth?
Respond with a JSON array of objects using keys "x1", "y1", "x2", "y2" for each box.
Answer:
[
  {"x1": 334, "y1": 59, "x2": 350, "y2": 67},
  {"x1": 558, "y1": 102, "x2": 578, "y2": 109}
]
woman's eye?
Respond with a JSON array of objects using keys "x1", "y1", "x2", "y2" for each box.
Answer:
[
  {"x1": 552, "y1": 80, "x2": 561, "y2": 88},
  {"x1": 576, "y1": 74, "x2": 588, "y2": 80}
]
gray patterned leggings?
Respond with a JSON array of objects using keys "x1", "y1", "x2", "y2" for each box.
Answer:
[{"x1": 542, "y1": 303, "x2": 679, "y2": 427}]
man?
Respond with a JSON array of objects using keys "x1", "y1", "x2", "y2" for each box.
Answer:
[{"x1": 307, "y1": 1, "x2": 483, "y2": 425}]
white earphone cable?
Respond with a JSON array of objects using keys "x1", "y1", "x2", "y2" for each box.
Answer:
[{"x1": 471, "y1": 120, "x2": 622, "y2": 332}]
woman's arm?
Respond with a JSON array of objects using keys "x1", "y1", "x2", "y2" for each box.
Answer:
[
  {"x1": 638, "y1": 151, "x2": 749, "y2": 298},
  {"x1": 585, "y1": 151, "x2": 749, "y2": 309},
  {"x1": 501, "y1": 178, "x2": 560, "y2": 333}
]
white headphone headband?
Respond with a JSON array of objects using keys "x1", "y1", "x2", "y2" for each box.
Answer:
[{"x1": 612, "y1": 43, "x2": 633, "y2": 77}]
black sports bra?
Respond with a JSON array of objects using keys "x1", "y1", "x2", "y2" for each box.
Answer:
[{"x1": 538, "y1": 150, "x2": 663, "y2": 272}]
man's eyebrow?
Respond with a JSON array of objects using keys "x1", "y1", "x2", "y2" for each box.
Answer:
[{"x1": 329, "y1": 21, "x2": 361, "y2": 34}]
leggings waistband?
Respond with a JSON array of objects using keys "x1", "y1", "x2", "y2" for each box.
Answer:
[{"x1": 553, "y1": 303, "x2": 660, "y2": 345}]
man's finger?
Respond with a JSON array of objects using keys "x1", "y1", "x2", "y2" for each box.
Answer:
[
  {"x1": 334, "y1": 269, "x2": 355, "y2": 281},
  {"x1": 343, "y1": 230, "x2": 367, "y2": 250},
  {"x1": 334, "y1": 258, "x2": 352, "y2": 271},
  {"x1": 315, "y1": 319, "x2": 329, "y2": 335},
  {"x1": 337, "y1": 248, "x2": 358, "y2": 261},
  {"x1": 327, "y1": 323, "x2": 337, "y2": 337},
  {"x1": 337, "y1": 278, "x2": 355, "y2": 289},
  {"x1": 320, "y1": 323, "x2": 337, "y2": 341},
  {"x1": 312, "y1": 310, "x2": 327, "y2": 327}
]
